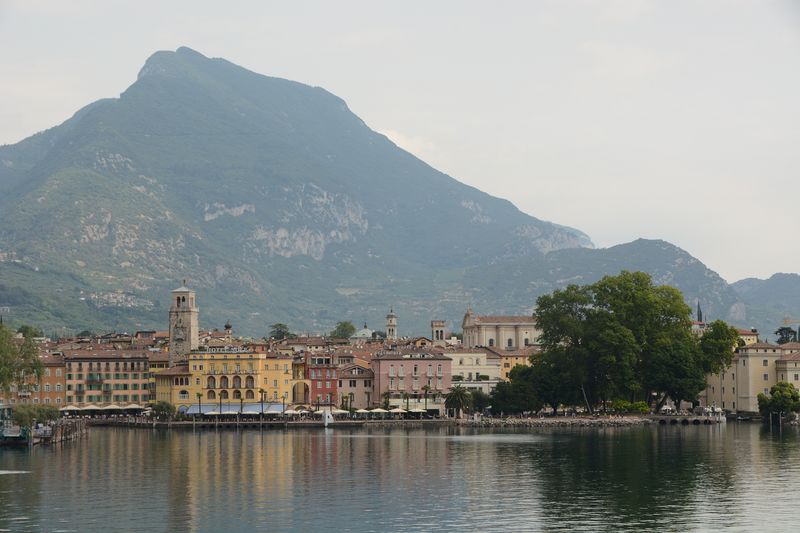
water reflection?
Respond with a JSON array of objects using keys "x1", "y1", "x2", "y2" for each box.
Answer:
[{"x1": 0, "y1": 424, "x2": 799, "y2": 532}]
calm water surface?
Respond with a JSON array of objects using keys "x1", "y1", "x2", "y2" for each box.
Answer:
[{"x1": 0, "y1": 423, "x2": 798, "y2": 532}]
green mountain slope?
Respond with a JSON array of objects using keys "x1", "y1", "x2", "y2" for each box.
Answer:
[{"x1": 0, "y1": 47, "x2": 794, "y2": 338}]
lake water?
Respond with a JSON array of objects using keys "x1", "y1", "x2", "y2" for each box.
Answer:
[{"x1": 0, "y1": 423, "x2": 798, "y2": 532}]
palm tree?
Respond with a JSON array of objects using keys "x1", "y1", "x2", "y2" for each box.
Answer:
[
  {"x1": 381, "y1": 391, "x2": 391, "y2": 410},
  {"x1": 422, "y1": 385, "x2": 431, "y2": 411},
  {"x1": 445, "y1": 385, "x2": 472, "y2": 418}
]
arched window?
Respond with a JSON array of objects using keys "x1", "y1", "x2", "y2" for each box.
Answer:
[
  {"x1": 507, "y1": 338, "x2": 513, "y2": 348},
  {"x1": 245, "y1": 390, "x2": 255, "y2": 399},
  {"x1": 245, "y1": 376, "x2": 254, "y2": 389},
  {"x1": 233, "y1": 376, "x2": 242, "y2": 389},
  {"x1": 220, "y1": 390, "x2": 229, "y2": 399},
  {"x1": 233, "y1": 390, "x2": 242, "y2": 399},
  {"x1": 179, "y1": 390, "x2": 189, "y2": 400},
  {"x1": 220, "y1": 376, "x2": 229, "y2": 389},
  {"x1": 488, "y1": 339, "x2": 494, "y2": 347},
  {"x1": 207, "y1": 376, "x2": 216, "y2": 389},
  {"x1": 207, "y1": 390, "x2": 216, "y2": 400},
  {"x1": 524, "y1": 338, "x2": 530, "y2": 346}
]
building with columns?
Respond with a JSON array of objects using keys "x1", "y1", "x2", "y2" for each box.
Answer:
[{"x1": 461, "y1": 309, "x2": 541, "y2": 350}]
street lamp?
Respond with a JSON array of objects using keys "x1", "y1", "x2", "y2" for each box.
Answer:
[
  {"x1": 259, "y1": 388, "x2": 265, "y2": 424},
  {"x1": 196, "y1": 392, "x2": 202, "y2": 425}
]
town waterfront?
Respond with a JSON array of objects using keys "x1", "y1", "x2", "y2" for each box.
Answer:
[{"x1": 1, "y1": 424, "x2": 800, "y2": 532}]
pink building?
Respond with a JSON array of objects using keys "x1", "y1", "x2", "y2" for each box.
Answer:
[{"x1": 370, "y1": 349, "x2": 452, "y2": 413}]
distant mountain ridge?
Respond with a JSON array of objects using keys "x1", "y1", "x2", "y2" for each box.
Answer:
[{"x1": 0, "y1": 47, "x2": 796, "y2": 337}]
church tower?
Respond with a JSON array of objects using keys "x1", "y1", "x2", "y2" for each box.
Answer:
[
  {"x1": 386, "y1": 308, "x2": 397, "y2": 341},
  {"x1": 168, "y1": 281, "x2": 199, "y2": 367},
  {"x1": 431, "y1": 320, "x2": 446, "y2": 347}
]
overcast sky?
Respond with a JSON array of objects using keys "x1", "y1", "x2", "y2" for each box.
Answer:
[{"x1": 1, "y1": 1, "x2": 798, "y2": 282}]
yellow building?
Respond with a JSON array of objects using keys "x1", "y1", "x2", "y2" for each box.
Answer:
[
  {"x1": 154, "y1": 364, "x2": 195, "y2": 408},
  {"x1": 187, "y1": 346, "x2": 295, "y2": 406}
]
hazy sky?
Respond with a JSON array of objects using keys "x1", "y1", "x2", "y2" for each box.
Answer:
[{"x1": 1, "y1": 1, "x2": 798, "y2": 282}]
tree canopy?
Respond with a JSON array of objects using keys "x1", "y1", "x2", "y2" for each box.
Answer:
[
  {"x1": 268, "y1": 323, "x2": 295, "y2": 340},
  {"x1": 330, "y1": 321, "x2": 356, "y2": 339},
  {"x1": 758, "y1": 382, "x2": 800, "y2": 416},
  {"x1": 0, "y1": 324, "x2": 43, "y2": 392},
  {"x1": 774, "y1": 326, "x2": 798, "y2": 345},
  {"x1": 513, "y1": 271, "x2": 740, "y2": 413},
  {"x1": 16, "y1": 324, "x2": 44, "y2": 339}
]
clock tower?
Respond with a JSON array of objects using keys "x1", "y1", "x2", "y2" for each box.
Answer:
[{"x1": 168, "y1": 281, "x2": 199, "y2": 367}]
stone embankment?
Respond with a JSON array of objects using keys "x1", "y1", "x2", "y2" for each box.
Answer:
[{"x1": 458, "y1": 416, "x2": 653, "y2": 428}]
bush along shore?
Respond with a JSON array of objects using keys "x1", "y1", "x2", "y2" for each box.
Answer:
[{"x1": 457, "y1": 416, "x2": 654, "y2": 428}]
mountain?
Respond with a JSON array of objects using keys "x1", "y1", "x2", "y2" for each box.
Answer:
[
  {"x1": 730, "y1": 274, "x2": 800, "y2": 336},
  {"x1": 0, "y1": 47, "x2": 795, "y2": 337}
]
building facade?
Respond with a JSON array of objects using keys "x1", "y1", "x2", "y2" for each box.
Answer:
[
  {"x1": 370, "y1": 350, "x2": 452, "y2": 412},
  {"x1": 63, "y1": 349, "x2": 152, "y2": 406},
  {"x1": 461, "y1": 309, "x2": 541, "y2": 349}
]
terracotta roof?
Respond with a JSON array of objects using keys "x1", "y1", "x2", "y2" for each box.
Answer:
[
  {"x1": 156, "y1": 365, "x2": 190, "y2": 376},
  {"x1": 739, "y1": 342, "x2": 780, "y2": 351},
  {"x1": 780, "y1": 352, "x2": 800, "y2": 361},
  {"x1": 779, "y1": 342, "x2": 800, "y2": 351},
  {"x1": 737, "y1": 329, "x2": 758, "y2": 335},
  {"x1": 148, "y1": 352, "x2": 170, "y2": 362},
  {"x1": 63, "y1": 349, "x2": 150, "y2": 360}
]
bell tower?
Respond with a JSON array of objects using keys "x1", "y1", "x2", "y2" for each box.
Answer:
[
  {"x1": 168, "y1": 280, "x2": 199, "y2": 367},
  {"x1": 386, "y1": 308, "x2": 397, "y2": 341}
]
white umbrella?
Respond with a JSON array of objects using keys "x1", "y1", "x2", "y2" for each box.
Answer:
[
  {"x1": 283, "y1": 409, "x2": 299, "y2": 415},
  {"x1": 81, "y1": 404, "x2": 100, "y2": 411},
  {"x1": 389, "y1": 408, "x2": 407, "y2": 413},
  {"x1": 410, "y1": 408, "x2": 426, "y2": 413},
  {"x1": 124, "y1": 404, "x2": 145, "y2": 410},
  {"x1": 355, "y1": 409, "x2": 371, "y2": 414},
  {"x1": 60, "y1": 405, "x2": 80, "y2": 411},
  {"x1": 100, "y1": 404, "x2": 123, "y2": 410},
  {"x1": 370, "y1": 408, "x2": 388, "y2": 413},
  {"x1": 331, "y1": 408, "x2": 349, "y2": 415}
]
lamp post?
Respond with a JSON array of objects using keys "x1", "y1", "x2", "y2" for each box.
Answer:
[
  {"x1": 195, "y1": 392, "x2": 202, "y2": 428},
  {"x1": 282, "y1": 393, "x2": 286, "y2": 415},
  {"x1": 259, "y1": 388, "x2": 265, "y2": 425},
  {"x1": 218, "y1": 393, "x2": 222, "y2": 428}
]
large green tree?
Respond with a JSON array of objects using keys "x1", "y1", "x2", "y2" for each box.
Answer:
[
  {"x1": 774, "y1": 326, "x2": 798, "y2": 345},
  {"x1": 757, "y1": 382, "x2": 800, "y2": 417},
  {"x1": 268, "y1": 323, "x2": 295, "y2": 340},
  {"x1": 529, "y1": 271, "x2": 738, "y2": 413},
  {"x1": 330, "y1": 321, "x2": 356, "y2": 339},
  {"x1": 0, "y1": 324, "x2": 42, "y2": 393}
]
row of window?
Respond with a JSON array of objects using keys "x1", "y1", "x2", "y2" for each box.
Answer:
[
  {"x1": 66, "y1": 373, "x2": 148, "y2": 380},
  {"x1": 338, "y1": 379, "x2": 372, "y2": 388},
  {"x1": 388, "y1": 364, "x2": 443, "y2": 377},
  {"x1": 203, "y1": 389, "x2": 286, "y2": 400},
  {"x1": 388, "y1": 377, "x2": 443, "y2": 390},
  {"x1": 67, "y1": 361, "x2": 147, "y2": 371},
  {"x1": 6, "y1": 397, "x2": 62, "y2": 404},
  {"x1": 66, "y1": 394, "x2": 147, "y2": 403},
  {"x1": 309, "y1": 369, "x2": 336, "y2": 379}
]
